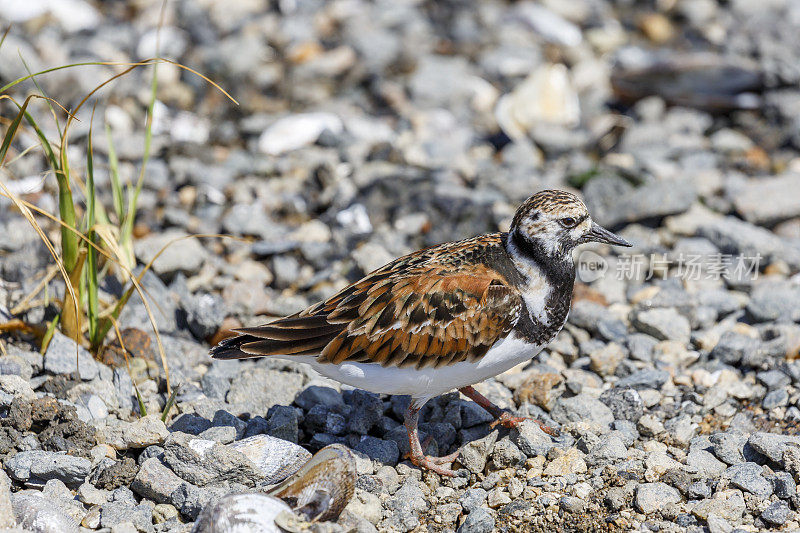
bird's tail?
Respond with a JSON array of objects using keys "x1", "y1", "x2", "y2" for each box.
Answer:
[{"x1": 209, "y1": 314, "x2": 344, "y2": 360}]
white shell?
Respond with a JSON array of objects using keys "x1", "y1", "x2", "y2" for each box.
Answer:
[{"x1": 191, "y1": 493, "x2": 291, "y2": 533}]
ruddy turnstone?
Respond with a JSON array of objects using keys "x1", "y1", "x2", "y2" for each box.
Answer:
[{"x1": 211, "y1": 189, "x2": 631, "y2": 476}]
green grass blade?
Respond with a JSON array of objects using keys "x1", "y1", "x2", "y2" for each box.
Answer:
[
  {"x1": 104, "y1": 124, "x2": 124, "y2": 221},
  {"x1": 86, "y1": 119, "x2": 99, "y2": 348},
  {"x1": 120, "y1": 59, "x2": 158, "y2": 260},
  {"x1": 161, "y1": 386, "x2": 179, "y2": 423},
  {"x1": 0, "y1": 102, "x2": 29, "y2": 165},
  {"x1": 0, "y1": 26, "x2": 10, "y2": 51},
  {"x1": 134, "y1": 382, "x2": 148, "y2": 418},
  {"x1": 40, "y1": 315, "x2": 60, "y2": 355},
  {"x1": 22, "y1": 110, "x2": 59, "y2": 170},
  {"x1": 56, "y1": 137, "x2": 79, "y2": 273}
]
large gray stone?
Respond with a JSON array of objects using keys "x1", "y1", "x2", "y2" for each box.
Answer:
[
  {"x1": 748, "y1": 432, "x2": 800, "y2": 465},
  {"x1": 6, "y1": 450, "x2": 91, "y2": 485},
  {"x1": 161, "y1": 433, "x2": 263, "y2": 487},
  {"x1": 724, "y1": 462, "x2": 772, "y2": 497}
]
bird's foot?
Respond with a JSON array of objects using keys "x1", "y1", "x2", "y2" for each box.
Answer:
[
  {"x1": 405, "y1": 437, "x2": 461, "y2": 472},
  {"x1": 407, "y1": 450, "x2": 461, "y2": 477},
  {"x1": 490, "y1": 412, "x2": 559, "y2": 436}
]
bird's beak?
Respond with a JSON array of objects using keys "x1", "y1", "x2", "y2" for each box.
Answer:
[{"x1": 583, "y1": 221, "x2": 632, "y2": 247}]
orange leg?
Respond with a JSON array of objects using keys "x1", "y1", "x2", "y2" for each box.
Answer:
[
  {"x1": 404, "y1": 403, "x2": 460, "y2": 476},
  {"x1": 459, "y1": 385, "x2": 558, "y2": 436}
]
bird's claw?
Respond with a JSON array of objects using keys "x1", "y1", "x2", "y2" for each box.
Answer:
[{"x1": 490, "y1": 412, "x2": 559, "y2": 436}]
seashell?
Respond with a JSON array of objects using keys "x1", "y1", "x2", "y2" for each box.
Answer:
[
  {"x1": 230, "y1": 434, "x2": 312, "y2": 484},
  {"x1": 190, "y1": 444, "x2": 357, "y2": 531},
  {"x1": 11, "y1": 493, "x2": 80, "y2": 533},
  {"x1": 191, "y1": 493, "x2": 292, "y2": 533},
  {"x1": 267, "y1": 443, "x2": 357, "y2": 522}
]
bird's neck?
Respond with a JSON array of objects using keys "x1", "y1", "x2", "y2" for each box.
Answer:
[
  {"x1": 500, "y1": 231, "x2": 575, "y2": 336},
  {"x1": 506, "y1": 229, "x2": 575, "y2": 290}
]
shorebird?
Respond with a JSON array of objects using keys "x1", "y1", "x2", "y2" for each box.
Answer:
[{"x1": 211, "y1": 189, "x2": 631, "y2": 476}]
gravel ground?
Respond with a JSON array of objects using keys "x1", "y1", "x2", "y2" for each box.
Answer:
[{"x1": 2, "y1": 0, "x2": 800, "y2": 532}]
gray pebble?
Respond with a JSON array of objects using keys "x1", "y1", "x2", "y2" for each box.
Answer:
[
  {"x1": 354, "y1": 436, "x2": 400, "y2": 466},
  {"x1": 761, "y1": 500, "x2": 790, "y2": 526},
  {"x1": 456, "y1": 507, "x2": 495, "y2": 533}
]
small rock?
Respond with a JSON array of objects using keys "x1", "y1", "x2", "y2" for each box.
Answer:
[
  {"x1": 12, "y1": 492, "x2": 80, "y2": 533},
  {"x1": 347, "y1": 390, "x2": 384, "y2": 435},
  {"x1": 456, "y1": 507, "x2": 495, "y2": 533},
  {"x1": 588, "y1": 435, "x2": 628, "y2": 466},
  {"x1": 513, "y1": 420, "x2": 555, "y2": 458},
  {"x1": 460, "y1": 488, "x2": 488, "y2": 514},
  {"x1": 761, "y1": 501, "x2": 791, "y2": 526},
  {"x1": 103, "y1": 415, "x2": 170, "y2": 450},
  {"x1": 131, "y1": 458, "x2": 184, "y2": 504},
  {"x1": 692, "y1": 489, "x2": 746, "y2": 522},
  {"x1": 229, "y1": 434, "x2": 311, "y2": 483},
  {"x1": 710, "y1": 433, "x2": 748, "y2": 465},
  {"x1": 710, "y1": 332, "x2": 760, "y2": 365},
  {"x1": 617, "y1": 369, "x2": 670, "y2": 389},
  {"x1": 354, "y1": 436, "x2": 400, "y2": 466},
  {"x1": 486, "y1": 487, "x2": 511, "y2": 508},
  {"x1": 162, "y1": 432, "x2": 264, "y2": 487},
  {"x1": 459, "y1": 430, "x2": 498, "y2": 474},
  {"x1": 344, "y1": 488, "x2": 382, "y2": 525},
  {"x1": 631, "y1": 308, "x2": 691, "y2": 344},
  {"x1": 294, "y1": 385, "x2": 344, "y2": 411},
  {"x1": 589, "y1": 343, "x2": 626, "y2": 377},
  {"x1": 559, "y1": 495, "x2": 585, "y2": 513},
  {"x1": 748, "y1": 432, "x2": 800, "y2": 465},
  {"x1": 544, "y1": 448, "x2": 587, "y2": 476},
  {"x1": 491, "y1": 438, "x2": 525, "y2": 469},
  {"x1": 734, "y1": 174, "x2": 800, "y2": 225},
  {"x1": 771, "y1": 471, "x2": 797, "y2": 499},
  {"x1": 599, "y1": 388, "x2": 644, "y2": 423},
  {"x1": 258, "y1": 113, "x2": 343, "y2": 155},
  {"x1": 134, "y1": 229, "x2": 207, "y2": 277},
  {"x1": 635, "y1": 482, "x2": 681, "y2": 514},
  {"x1": 43, "y1": 332, "x2": 99, "y2": 381},
  {"x1": 6, "y1": 450, "x2": 91, "y2": 485},
  {"x1": 724, "y1": 462, "x2": 773, "y2": 497},
  {"x1": 686, "y1": 449, "x2": 727, "y2": 478},
  {"x1": 0, "y1": 470, "x2": 14, "y2": 528},
  {"x1": 551, "y1": 394, "x2": 614, "y2": 431}
]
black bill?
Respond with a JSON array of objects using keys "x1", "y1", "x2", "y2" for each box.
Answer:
[{"x1": 582, "y1": 222, "x2": 632, "y2": 247}]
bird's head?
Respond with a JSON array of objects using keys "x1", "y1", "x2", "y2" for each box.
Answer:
[{"x1": 510, "y1": 189, "x2": 631, "y2": 262}]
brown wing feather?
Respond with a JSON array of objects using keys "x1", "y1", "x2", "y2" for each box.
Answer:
[
  {"x1": 210, "y1": 234, "x2": 522, "y2": 368},
  {"x1": 318, "y1": 264, "x2": 521, "y2": 369}
]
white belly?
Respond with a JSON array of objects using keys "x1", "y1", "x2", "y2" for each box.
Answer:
[{"x1": 290, "y1": 334, "x2": 543, "y2": 405}]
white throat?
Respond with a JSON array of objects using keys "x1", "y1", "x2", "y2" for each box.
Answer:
[{"x1": 505, "y1": 235, "x2": 554, "y2": 326}]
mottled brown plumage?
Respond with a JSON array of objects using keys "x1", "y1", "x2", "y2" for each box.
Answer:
[{"x1": 212, "y1": 234, "x2": 522, "y2": 370}]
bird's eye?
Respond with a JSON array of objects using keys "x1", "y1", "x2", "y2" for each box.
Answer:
[{"x1": 560, "y1": 217, "x2": 577, "y2": 228}]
